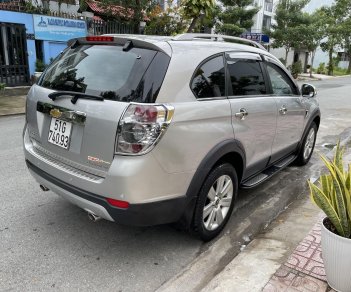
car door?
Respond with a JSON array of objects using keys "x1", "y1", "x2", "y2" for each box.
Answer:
[
  {"x1": 226, "y1": 52, "x2": 278, "y2": 178},
  {"x1": 263, "y1": 58, "x2": 306, "y2": 163}
]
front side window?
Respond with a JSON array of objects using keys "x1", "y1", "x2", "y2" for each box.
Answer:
[
  {"x1": 227, "y1": 59, "x2": 267, "y2": 96},
  {"x1": 191, "y1": 55, "x2": 225, "y2": 99},
  {"x1": 266, "y1": 63, "x2": 298, "y2": 95}
]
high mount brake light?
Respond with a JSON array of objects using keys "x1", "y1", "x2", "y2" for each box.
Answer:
[
  {"x1": 116, "y1": 103, "x2": 175, "y2": 155},
  {"x1": 86, "y1": 36, "x2": 114, "y2": 42}
]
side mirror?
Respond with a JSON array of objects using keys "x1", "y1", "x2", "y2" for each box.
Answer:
[{"x1": 301, "y1": 83, "x2": 317, "y2": 98}]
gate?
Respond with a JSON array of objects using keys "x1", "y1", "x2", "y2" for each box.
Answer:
[{"x1": 0, "y1": 22, "x2": 30, "y2": 86}]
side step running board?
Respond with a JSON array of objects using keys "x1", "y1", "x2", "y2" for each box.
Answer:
[{"x1": 240, "y1": 155, "x2": 296, "y2": 189}]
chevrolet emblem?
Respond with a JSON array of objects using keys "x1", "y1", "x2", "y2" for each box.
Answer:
[{"x1": 50, "y1": 108, "x2": 62, "y2": 119}]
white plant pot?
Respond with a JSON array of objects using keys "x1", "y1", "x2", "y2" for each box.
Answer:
[
  {"x1": 321, "y1": 217, "x2": 351, "y2": 292},
  {"x1": 34, "y1": 72, "x2": 42, "y2": 79}
]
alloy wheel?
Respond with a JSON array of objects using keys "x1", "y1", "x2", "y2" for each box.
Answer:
[
  {"x1": 303, "y1": 127, "x2": 316, "y2": 160},
  {"x1": 203, "y1": 175, "x2": 233, "y2": 231}
]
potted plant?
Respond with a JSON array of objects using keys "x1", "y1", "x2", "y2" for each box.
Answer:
[
  {"x1": 309, "y1": 142, "x2": 351, "y2": 292},
  {"x1": 35, "y1": 59, "x2": 46, "y2": 80}
]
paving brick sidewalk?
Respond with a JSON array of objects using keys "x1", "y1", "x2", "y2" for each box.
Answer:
[
  {"x1": 0, "y1": 94, "x2": 26, "y2": 116},
  {"x1": 0, "y1": 87, "x2": 29, "y2": 116},
  {"x1": 262, "y1": 217, "x2": 335, "y2": 292}
]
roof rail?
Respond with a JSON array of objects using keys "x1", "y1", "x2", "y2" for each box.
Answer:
[{"x1": 172, "y1": 33, "x2": 266, "y2": 50}]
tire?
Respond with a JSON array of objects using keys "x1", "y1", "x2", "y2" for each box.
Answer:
[
  {"x1": 192, "y1": 163, "x2": 238, "y2": 241},
  {"x1": 295, "y1": 122, "x2": 317, "y2": 166}
]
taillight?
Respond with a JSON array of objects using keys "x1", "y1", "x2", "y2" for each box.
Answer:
[
  {"x1": 86, "y1": 36, "x2": 114, "y2": 42},
  {"x1": 116, "y1": 103, "x2": 174, "y2": 155},
  {"x1": 106, "y1": 198, "x2": 130, "y2": 209}
]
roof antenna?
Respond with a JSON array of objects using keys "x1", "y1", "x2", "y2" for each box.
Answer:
[{"x1": 123, "y1": 40, "x2": 133, "y2": 52}]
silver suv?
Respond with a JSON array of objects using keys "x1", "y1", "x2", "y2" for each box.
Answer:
[{"x1": 23, "y1": 33, "x2": 320, "y2": 241}]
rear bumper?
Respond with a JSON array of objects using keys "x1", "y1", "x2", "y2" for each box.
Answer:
[{"x1": 26, "y1": 160, "x2": 189, "y2": 226}]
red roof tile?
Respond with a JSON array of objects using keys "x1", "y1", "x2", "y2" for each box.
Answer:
[{"x1": 86, "y1": 1, "x2": 133, "y2": 19}]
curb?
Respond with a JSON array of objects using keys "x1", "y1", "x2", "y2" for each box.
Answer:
[
  {"x1": 2, "y1": 86, "x2": 30, "y2": 97},
  {"x1": 0, "y1": 112, "x2": 25, "y2": 118}
]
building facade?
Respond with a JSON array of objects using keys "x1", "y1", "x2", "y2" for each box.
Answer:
[
  {"x1": 0, "y1": 9, "x2": 87, "y2": 86},
  {"x1": 251, "y1": 0, "x2": 275, "y2": 33},
  {"x1": 0, "y1": 11, "x2": 35, "y2": 86}
]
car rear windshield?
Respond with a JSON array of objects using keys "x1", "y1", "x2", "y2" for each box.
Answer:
[{"x1": 38, "y1": 44, "x2": 170, "y2": 103}]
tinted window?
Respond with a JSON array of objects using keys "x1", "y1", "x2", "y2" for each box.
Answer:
[
  {"x1": 266, "y1": 63, "x2": 297, "y2": 95},
  {"x1": 38, "y1": 45, "x2": 170, "y2": 103},
  {"x1": 191, "y1": 56, "x2": 225, "y2": 99},
  {"x1": 227, "y1": 60, "x2": 266, "y2": 96}
]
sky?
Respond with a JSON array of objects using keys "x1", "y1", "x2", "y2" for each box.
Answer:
[{"x1": 304, "y1": 0, "x2": 334, "y2": 12}]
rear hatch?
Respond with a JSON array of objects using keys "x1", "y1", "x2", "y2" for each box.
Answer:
[{"x1": 26, "y1": 36, "x2": 171, "y2": 177}]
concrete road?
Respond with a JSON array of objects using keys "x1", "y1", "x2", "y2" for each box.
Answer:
[{"x1": 1, "y1": 76, "x2": 350, "y2": 291}]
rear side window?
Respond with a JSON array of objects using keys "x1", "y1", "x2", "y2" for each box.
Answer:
[
  {"x1": 191, "y1": 55, "x2": 225, "y2": 99},
  {"x1": 227, "y1": 60, "x2": 267, "y2": 96},
  {"x1": 38, "y1": 45, "x2": 170, "y2": 103}
]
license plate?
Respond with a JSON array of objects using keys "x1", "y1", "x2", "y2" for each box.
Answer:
[{"x1": 48, "y1": 118, "x2": 72, "y2": 149}]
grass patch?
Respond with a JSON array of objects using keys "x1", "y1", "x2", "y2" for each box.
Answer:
[{"x1": 333, "y1": 67, "x2": 349, "y2": 76}]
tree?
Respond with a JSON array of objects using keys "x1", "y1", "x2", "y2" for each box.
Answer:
[
  {"x1": 269, "y1": 0, "x2": 310, "y2": 64},
  {"x1": 297, "y1": 10, "x2": 325, "y2": 77},
  {"x1": 216, "y1": 0, "x2": 259, "y2": 36},
  {"x1": 337, "y1": 0, "x2": 351, "y2": 73},
  {"x1": 181, "y1": 0, "x2": 216, "y2": 33},
  {"x1": 319, "y1": 5, "x2": 344, "y2": 76},
  {"x1": 98, "y1": 0, "x2": 154, "y2": 33},
  {"x1": 145, "y1": 3, "x2": 188, "y2": 36},
  {"x1": 341, "y1": 18, "x2": 351, "y2": 73}
]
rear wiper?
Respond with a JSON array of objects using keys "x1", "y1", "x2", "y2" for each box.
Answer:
[{"x1": 48, "y1": 91, "x2": 104, "y2": 104}]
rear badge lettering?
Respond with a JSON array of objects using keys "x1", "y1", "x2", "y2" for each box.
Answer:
[{"x1": 87, "y1": 156, "x2": 111, "y2": 168}]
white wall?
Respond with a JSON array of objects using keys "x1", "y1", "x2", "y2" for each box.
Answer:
[
  {"x1": 270, "y1": 47, "x2": 294, "y2": 65},
  {"x1": 31, "y1": 0, "x2": 80, "y2": 14}
]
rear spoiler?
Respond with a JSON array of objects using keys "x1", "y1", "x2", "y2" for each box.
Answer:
[{"x1": 67, "y1": 35, "x2": 170, "y2": 55}]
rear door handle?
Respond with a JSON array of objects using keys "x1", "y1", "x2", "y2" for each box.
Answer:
[
  {"x1": 235, "y1": 108, "x2": 248, "y2": 120},
  {"x1": 279, "y1": 105, "x2": 287, "y2": 115}
]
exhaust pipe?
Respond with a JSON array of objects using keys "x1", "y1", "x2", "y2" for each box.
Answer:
[
  {"x1": 40, "y1": 184, "x2": 49, "y2": 191},
  {"x1": 87, "y1": 211, "x2": 102, "y2": 222}
]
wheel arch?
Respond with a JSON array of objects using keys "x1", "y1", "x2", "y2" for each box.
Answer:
[
  {"x1": 178, "y1": 140, "x2": 246, "y2": 229},
  {"x1": 297, "y1": 109, "x2": 321, "y2": 153}
]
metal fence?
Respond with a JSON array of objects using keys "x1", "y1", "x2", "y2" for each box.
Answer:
[
  {"x1": 0, "y1": 22, "x2": 30, "y2": 86},
  {"x1": 90, "y1": 20, "x2": 134, "y2": 35}
]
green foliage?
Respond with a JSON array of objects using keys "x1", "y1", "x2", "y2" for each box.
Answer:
[
  {"x1": 309, "y1": 142, "x2": 351, "y2": 238},
  {"x1": 334, "y1": 67, "x2": 349, "y2": 76},
  {"x1": 318, "y1": 4, "x2": 347, "y2": 76},
  {"x1": 23, "y1": 1, "x2": 49, "y2": 14},
  {"x1": 216, "y1": 0, "x2": 260, "y2": 36},
  {"x1": 145, "y1": 4, "x2": 188, "y2": 35},
  {"x1": 181, "y1": 0, "x2": 216, "y2": 18},
  {"x1": 269, "y1": 0, "x2": 310, "y2": 63},
  {"x1": 290, "y1": 60, "x2": 302, "y2": 77},
  {"x1": 35, "y1": 59, "x2": 47, "y2": 72},
  {"x1": 97, "y1": 0, "x2": 154, "y2": 31},
  {"x1": 338, "y1": 2, "x2": 351, "y2": 73},
  {"x1": 181, "y1": 0, "x2": 216, "y2": 32},
  {"x1": 316, "y1": 63, "x2": 327, "y2": 74},
  {"x1": 0, "y1": 83, "x2": 5, "y2": 91}
]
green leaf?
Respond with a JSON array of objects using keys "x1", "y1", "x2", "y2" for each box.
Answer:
[
  {"x1": 309, "y1": 181, "x2": 346, "y2": 237},
  {"x1": 320, "y1": 155, "x2": 350, "y2": 237}
]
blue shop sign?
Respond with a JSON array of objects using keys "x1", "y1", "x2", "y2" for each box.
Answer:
[
  {"x1": 241, "y1": 33, "x2": 270, "y2": 44},
  {"x1": 33, "y1": 15, "x2": 87, "y2": 42}
]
